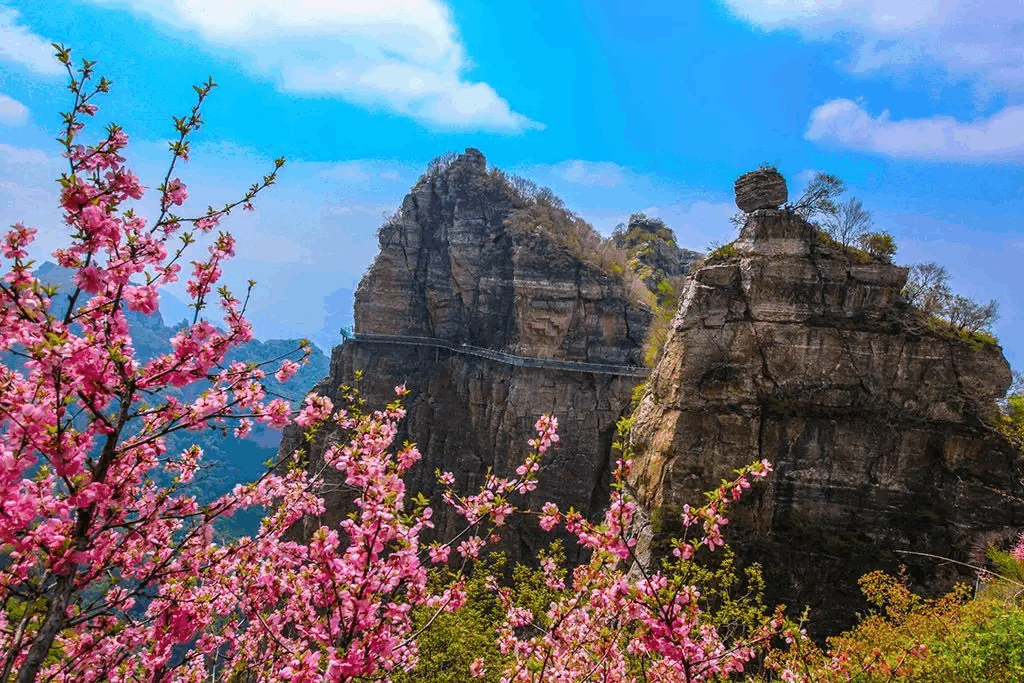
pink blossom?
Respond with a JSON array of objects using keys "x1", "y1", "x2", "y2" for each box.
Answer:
[
  {"x1": 164, "y1": 178, "x2": 188, "y2": 206},
  {"x1": 470, "y1": 657, "x2": 486, "y2": 678},
  {"x1": 1013, "y1": 533, "x2": 1024, "y2": 564},
  {"x1": 123, "y1": 285, "x2": 159, "y2": 315},
  {"x1": 274, "y1": 359, "x2": 300, "y2": 383}
]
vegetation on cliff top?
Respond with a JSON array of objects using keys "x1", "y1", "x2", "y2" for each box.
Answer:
[{"x1": 391, "y1": 152, "x2": 693, "y2": 366}]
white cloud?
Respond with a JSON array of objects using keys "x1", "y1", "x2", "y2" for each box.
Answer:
[
  {"x1": 550, "y1": 160, "x2": 626, "y2": 188},
  {"x1": 84, "y1": 0, "x2": 542, "y2": 132},
  {"x1": 0, "y1": 142, "x2": 54, "y2": 166},
  {"x1": 723, "y1": 1, "x2": 1024, "y2": 161},
  {"x1": 0, "y1": 7, "x2": 62, "y2": 75},
  {"x1": 806, "y1": 98, "x2": 1024, "y2": 161},
  {"x1": 0, "y1": 94, "x2": 28, "y2": 125},
  {"x1": 721, "y1": 1, "x2": 1024, "y2": 91}
]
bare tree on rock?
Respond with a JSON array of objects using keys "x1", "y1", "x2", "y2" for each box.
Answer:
[{"x1": 822, "y1": 197, "x2": 872, "y2": 247}]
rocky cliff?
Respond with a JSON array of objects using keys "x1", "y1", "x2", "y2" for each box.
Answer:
[
  {"x1": 283, "y1": 149, "x2": 677, "y2": 562},
  {"x1": 611, "y1": 213, "x2": 701, "y2": 293},
  {"x1": 627, "y1": 171, "x2": 1024, "y2": 634}
]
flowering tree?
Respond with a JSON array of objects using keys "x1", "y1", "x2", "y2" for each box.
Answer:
[
  {"x1": 1, "y1": 48, "x2": 786, "y2": 683},
  {"x1": 487, "y1": 451, "x2": 779, "y2": 682},
  {"x1": 0, "y1": 47, "x2": 465, "y2": 682}
]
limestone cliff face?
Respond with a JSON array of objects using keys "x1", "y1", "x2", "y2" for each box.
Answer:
[
  {"x1": 627, "y1": 197, "x2": 1023, "y2": 634},
  {"x1": 284, "y1": 149, "x2": 653, "y2": 562}
]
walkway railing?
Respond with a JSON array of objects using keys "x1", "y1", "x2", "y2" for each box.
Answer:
[{"x1": 342, "y1": 331, "x2": 649, "y2": 378}]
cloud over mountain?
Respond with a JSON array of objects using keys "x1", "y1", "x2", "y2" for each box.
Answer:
[{"x1": 84, "y1": 0, "x2": 543, "y2": 132}]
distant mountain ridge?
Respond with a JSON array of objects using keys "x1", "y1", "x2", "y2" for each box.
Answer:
[{"x1": 26, "y1": 262, "x2": 330, "y2": 532}]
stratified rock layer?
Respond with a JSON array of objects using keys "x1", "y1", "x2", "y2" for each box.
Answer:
[
  {"x1": 627, "y1": 206, "x2": 1023, "y2": 635},
  {"x1": 282, "y1": 150, "x2": 654, "y2": 563},
  {"x1": 734, "y1": 168, "x2": 788, "y2": 212}
]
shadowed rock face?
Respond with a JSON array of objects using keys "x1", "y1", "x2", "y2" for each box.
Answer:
[
  {"x1": 627, "y1": 205, "x2": 1023, "y2": 635},
  {"x1": 282, "y1": 149, "x2": 655, "y2": 563}
]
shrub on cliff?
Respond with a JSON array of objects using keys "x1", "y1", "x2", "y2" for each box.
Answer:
[
  {"x1": 858, "y1": 231, "x2": 897, "y2": 262},
  {"x1": 765, "y1": 570, "x2": 1024, "y2": 682},
  {"x1": 904, "y1": 262, "x2": 1000, "y2": 339}
]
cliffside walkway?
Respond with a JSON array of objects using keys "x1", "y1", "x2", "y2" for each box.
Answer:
[{"x1": 343, "y1": 331, "x2": 650, "y2": 378}]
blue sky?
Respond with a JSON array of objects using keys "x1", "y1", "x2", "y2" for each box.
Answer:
[{"x1": 1, "y1": 0, "x2": 1023, "y2": 370}]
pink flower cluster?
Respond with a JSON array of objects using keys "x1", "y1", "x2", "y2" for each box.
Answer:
[
  {"x1": 0, "y1": 48, "x2": 790, "y2": 683},
  {"x1": 488, "y1": 457, "x2": 779, "y2": 682}
]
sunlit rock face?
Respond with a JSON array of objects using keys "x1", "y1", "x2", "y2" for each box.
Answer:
[
  {"x1": 627, "y1": 188, "x2": 1022, "y2": 636},
  {"x1": 282, "y1": 149, "x2": 665, "y2": 563}
]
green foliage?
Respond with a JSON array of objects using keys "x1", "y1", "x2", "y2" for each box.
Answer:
[
  {"x1": 612, "y1": 213, "x2": 678, "y2": 248},
  {"x1": 994, "y1": 374, "x2": 1024, "y2": 450},
  {"x1": 859, "y1": 231, "x2": 897, "y2": 262},
  {"x1": 1000, "y1": 394, "x2": 1024, "y2": 442},
  {"x1": 904, "y1": 262, "x2": 999, "y2": 348},
  {"x1": 812, "y1": 227, "x2": 872, "y2": 262},
  {"x1": 660, "y1": 546, "x2": 772, "y2": 639},
  {"x1": 986, "y1": 545, "x2": 1024, "y2": 591},
  {"x1": 1, "y1": 597, "x2": 64, "y2": 670},
  {"x1": 630, "y1": 381, "x2": 648, "y2": 409},
  {"x1": 765, "y1": 569, "x2": 1024, "y2": 682},
  {"x1": 394, "y1": 547, "x2": 566, "y2": 683},
  {"x1": 923, "y1": 313, "x2": 999, "y2": 350},
  {"x1": 707, "y1": 241, "x2": 739, "y2": 261},
  {"x1": 394, "y1": 556, "x2": 508, "y2": 683},
  {"x1": 642, "y1": 306, "x2": 673, "y2": 367}
]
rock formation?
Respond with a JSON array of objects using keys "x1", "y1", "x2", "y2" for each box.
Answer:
[
  {"x1": 627, "y1": 172, "x2": 1023, "y2": 634},
  {"x1": 282, "y1": 149, "x2": 671, "y2": 563},
  {"x1": 734, "y1": 167, "x2": 788, "y2": 212},
  {"x1": 611, "y1": 213, "x2": 701, "y2": 292}
]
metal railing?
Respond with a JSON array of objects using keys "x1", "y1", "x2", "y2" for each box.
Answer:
[{"x1": 344, "y1": 331, "x2": 649, "y2": 378}]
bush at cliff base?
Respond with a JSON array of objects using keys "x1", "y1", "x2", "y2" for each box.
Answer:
[{"x1": 761, "y1": 569, "x2": 1024, "y2": 682}]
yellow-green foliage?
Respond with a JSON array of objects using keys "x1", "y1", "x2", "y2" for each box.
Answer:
[
  {"x1": 642, "y1": 308, "x2": 672, "y2": 367},
  {"x1": 923, "y1": 313, "x2": 999, "y2": 350},
  {"x1": 2, "y1": 597, "x2": 65, "y2": 669},
  {"x1": 766, "y1": 570, "x2": 1024, "y2": 682},
  {"x1": 659, "y1": 546, "x2": 772, "y2": 639},
  {"x1": 630, "y1": 381, "x2": 647, "y2": 409},
  {"x1": 655, "y1": 277, "x2": 677, "y2": 307},
  {"x1": 859, "y1": 231, "x2": 897, "y2": 262},
  {"x1": 394, "y1": 548, "x2": 565, "y2": 683},
  {"x1": 639, "y1": 277, "x2": 681, "y2": 367},
  {"x1": 707, "y1": 242, "x2": 739, "y2": 261},
  {"x1": 813, "y1": 228, "x2": 873, "y2": 262},
  {"x1": 995, "y1": 395, "x2": 1024, "y2": 449}
]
